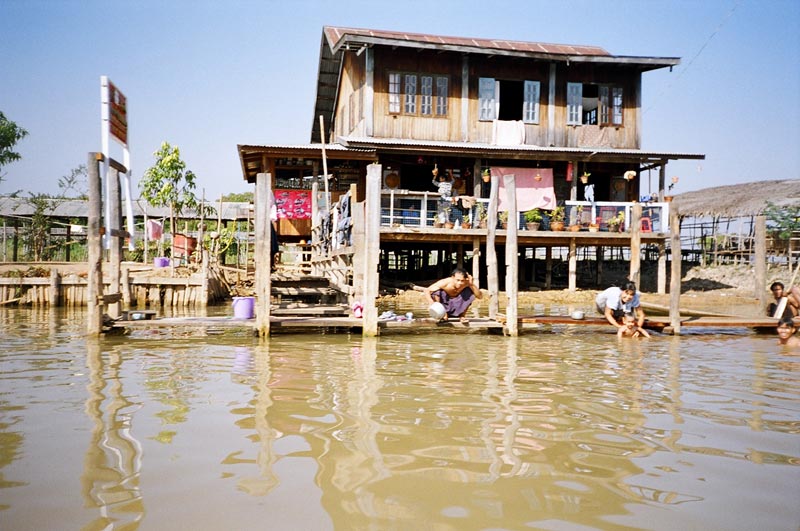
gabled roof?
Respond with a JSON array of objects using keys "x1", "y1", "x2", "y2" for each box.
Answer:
[{"x1": 311, "y1": 26, "x2": 681, "y2": 142}]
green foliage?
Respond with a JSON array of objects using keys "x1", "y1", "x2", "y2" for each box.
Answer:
[
  {"x1": 524, "y1": 208, "x2": 542, "y2": 223},
  {"x1": 57, "y1": 164, "x2": 88, "y2": 199},
  {"x1": 22, "y1": 193, "x2": 58, "y2": 261},
  {"x1": 140, "y1": 142, "x2": 199, "y2": 217},
  {"x1": 222, "y1": 191, "x2": 254, "y2": 202},
  {"x1": 764, "y1": 201, "x2": 800, "y2": 240},
  {"x1": 0, "y1": 111, "x2": 29, "y2": 178},
  {"x1": 549, "y1": 206, "x2": 565, "y2": 223}
]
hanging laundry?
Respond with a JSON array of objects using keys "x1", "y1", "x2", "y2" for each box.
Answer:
[{"x1": 146, "y1": 219, "x2": 163, "y2": 241}]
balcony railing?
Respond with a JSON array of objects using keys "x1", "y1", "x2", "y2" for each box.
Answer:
[{"x1": 379, "y1": 190, "x2": 671, "y2": 232}]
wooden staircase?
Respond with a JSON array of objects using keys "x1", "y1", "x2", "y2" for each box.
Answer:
[{"x1": 270, "y1": 274, "x2": 349, "y2": 317}]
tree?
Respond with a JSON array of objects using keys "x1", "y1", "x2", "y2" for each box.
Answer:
[
  {"x1": 57, "y1": 164, "x2": 88, "y2": 199},
  {"x1": 0, "y1": 111, "x2": 29, "y2": 181},
  {"x1": 140, "y1": 141, "x2": 202, "y2": 237}
]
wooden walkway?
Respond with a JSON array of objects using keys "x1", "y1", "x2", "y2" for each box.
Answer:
[{"x1": 109, "y1": 313, "x2": 788, "y2": 335}]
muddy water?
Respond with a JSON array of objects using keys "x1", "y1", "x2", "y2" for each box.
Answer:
[{"x1": 1, "y1": 307, "x2": 798, "y2": 530}]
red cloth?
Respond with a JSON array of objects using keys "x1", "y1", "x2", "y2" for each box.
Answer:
[
  {"x1": 492, "y1": 167, "x2": 556, "y2": 212},
  {"x1": 274, "y1": 189, "x2": 312, "y2": 219}
]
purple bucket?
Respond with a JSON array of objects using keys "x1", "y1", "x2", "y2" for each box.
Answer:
[
  {"x1": 232, "y1": 296, "x2": 255, "y2": 319},
  {"x1": 153, "y1": 257, "x2": 170, "y2": 268}
]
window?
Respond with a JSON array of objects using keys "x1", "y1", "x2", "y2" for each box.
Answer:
[
  {"x1": 568, "y1": 82, "x2": 623, "y2": 126},
  {"x1": 479, "y1": 77, "x2": 540, "y2": 123},
  {"x1": 388, "y1": 73, "x2": 400, "y2": 114},
  {"x1": 436, "y1": 76, "x2": 448, "y2": 115},
  {"x1": 420, "y1": 76, "x2": 433, "y2": 115},
  {"x1": 404, "y1": 74, "x2": 417, "y2": 114},
  {"x1": 388, "y1": 72, "x2": 449, "y2": 116}
]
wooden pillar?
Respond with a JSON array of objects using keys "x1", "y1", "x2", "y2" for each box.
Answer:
[
  {"x1": 362, "y1": 163, "x2": 381, "y2": 337},
  {"x1": 503, "y1": 174, "x2": 518, "y2": 336},
  {"x1": 754, "y1": 215, "x2": 767, "y2": 306},
  {"x1": 568, "y1": 238, "x2": 577, "y2": 291},
  {"x1": 629, "y1": 203, "x2": 642, "y2": 287},
  {"x1": 669, "y1": 207, "x2": 681, "y2": 335},
  {"x1": 87, "y1": 153, "x2": 104, "y2": 336},
  {"x1": 65, "y1": 224, "x2": 72, "y2": 262},
  {"x1": 545, "y1": 247, "x2": 552, "y2": 289},
  {"x1": 121, "y1": 267, "x2": 131, "y2": 305},
  {"x1": 108, "y1": 168, "x2": 122, "y2": 318},
  {"x1": 254, "y1": 172, "x2": 272, "y2": 337},
  {"x1": 657, "y1": 241, "x2": 667, "y2": 294},
  {"x1": 595, "y1": 246, "x2": 603, "y2": 286},
  {"x1": 486, "y1": 173, "x2": 499, "y2": 319},
  {"x1": 352, "y1": 186, "x2": 365, "y2": 305},
  {"x1": 49, "y1": 269, "x2": 60, "y2": 307},
  {"x1": 658, "y1": 164, "x2": 666, "y2": 202},
  {"x1": 471, "y1": 236, "x2": 481, "y2": 317},
  {"x1": 12, "y1": 218, "x2": 18, "y2": 262}
]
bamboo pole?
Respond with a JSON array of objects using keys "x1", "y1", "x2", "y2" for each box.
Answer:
[
  {"x1": 754, "y1": 215, "x2": 767, "y2": 306},
  {"x1": 503, "y1": 174, "x2": 518, "y2": 336},
  {"x1": 319, "y1": 115, "x2": 330, "y2": 214},
  {"x1": 669, "y1": 206, "x2": 681, "y2": 335},
  {"x1": 486, "y1": 172, "x2": 499, "y2": 319}
]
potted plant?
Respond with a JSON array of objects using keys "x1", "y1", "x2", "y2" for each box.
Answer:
[
  {"x1": 498, "y1": 211, "x2": 509, "y2": 229},
  {"x1": 549, "y1": 206, "x2": 565, "y2": 231},
  {"x1": 481, "y1": 168, "x2": 491, "y2": 183},
  {"x1": 524, "y1": 208, "x2": 542, "y2": 230},
  {"x1": 580, "y1": 171, "x2": 591, "y2": 184},
  {"x1": 475, "y1": 203, "x2": 488, "y2": 228},
  {"x1": 607, "y1": 211, "x2": 625, "y2": 232}
]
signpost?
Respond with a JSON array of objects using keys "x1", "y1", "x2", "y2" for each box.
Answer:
[{"x1": 101, "y1": 76, "x2": 135, "y2": 250}]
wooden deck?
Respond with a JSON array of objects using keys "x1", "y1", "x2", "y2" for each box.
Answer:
[{"x1": 109, "y1": 313, "x2": 789, "y2": 335}]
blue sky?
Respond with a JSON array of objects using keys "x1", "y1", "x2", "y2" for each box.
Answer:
[{"x1": 1, "y1": 0, "x2": 798, "y2": 201}]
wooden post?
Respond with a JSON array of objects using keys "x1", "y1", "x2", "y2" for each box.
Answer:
[
  {"x1": 629, "y1": 203, "x2": 642, "y2": 287},
  {"x1": 503, "y1": 174, "x2": 518, "y2": 336},
  {"x1": 352, "y1": 189, "x2": 366, "y2": 305},
  {"x1": 49, "y1": 269, "x2": 60, "y2": 307},
  {"x1": 471, "y1": 236, "x2": 481, "y2": 317},
  {"x1": 362, "y1": 163, "x2": 381, "y2": 337},
  {"x1": 108, "y1": 167, "x2": 122, "y2": 318},
  {"x1": 545, "y1": 247, "x2": 552, "y2": 289},
  {"x1": 87, "y1": 153, "x2": 104, "y2": 336},
  {"x1": 254, "y1": 172, "x2": 272, "y2": 337},
  {"x1": 486, "y1": 173, "x2": 499, "y2": 319},
  {"x1": 121, "y1": 267, "x2": 131, "y2": 306},
  {"x1": 669, "y1": 206, "x2": 681, "y2": 335},
  {"x1": 754, "y1": 215, "x2": 767, "y2": 306},
  {"x1": 568, "y1": 238, "x2": 577, "y2": 291},
  {"x1": 657, "y1": 241, "x2": 667, "y2": 294}
]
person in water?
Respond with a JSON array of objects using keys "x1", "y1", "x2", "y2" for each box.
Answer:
[
  {"x1": 617, "y1": 313, "x2": 651, "y2": 339},
  {"x1": 776, "y1": 316, "x2": 800, "y2": 348},
  {"x1": 767, "y1": 281, "x2": 800, "y2": 319},
  {"x1": 423, "y1": 267, "x2": 482, "y2": 322},
  {"x1": 595, "y1": 280, "x2": 646, "y2": 332}
]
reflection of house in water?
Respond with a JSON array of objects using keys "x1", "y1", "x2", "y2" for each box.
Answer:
[{"x1": 82, "y1": 343, "x2": 144, "y2": 528}]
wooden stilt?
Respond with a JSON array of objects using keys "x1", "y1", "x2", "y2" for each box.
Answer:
[
  {"x1": 87, "y1": 153, "x2": 104, "y2": 336},
  {"x1": 503, "y1": 174, "x2": 518, "y2": 336},
  {"x1": 669, "y1": 206, "x2": 681, "y2": 334},
  {"x1": 629, "y1": 202, "x2": 642, "y2": 286},
  {"x1": 362, "y1": 163, "x2": 381, "y2": 336},
  {"x1": 255, "y1": 172, "x2": 272, "y2": 337},
  {"x1": 486, "y1": 173, "x2": 499, "y2": 319}
]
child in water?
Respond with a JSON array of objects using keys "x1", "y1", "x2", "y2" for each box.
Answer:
[{"x1": 617, "y1": 313, "x2": 651, "y2": 339}]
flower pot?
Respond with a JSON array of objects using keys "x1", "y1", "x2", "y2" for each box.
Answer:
[
  {"x1": 569, "y1": 224, "x2": 581, "y2": 232},
  {"x1": 444, "y1": 222, "x2": 454, "y2": 229},
  {"x1": 588, "y1": 225, "x2": 600, "y2": 233},
  {"x1": 525, "y1": 222, "x2": 540, "y2": 231},
  {"x1": 550, "y1": 221, "x2": 565, "y2": 231},
  {"x1": 664, "y1": 195, "x2": 673, "y2": 202}
]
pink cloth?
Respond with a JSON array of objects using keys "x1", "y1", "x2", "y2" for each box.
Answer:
[
  {"x1": 492, "y1": 167, "x2": 556, "y2": 212},
  {"x1": 274, "y1": 189, "x2": 312, "y2": 219},
  {"x1": 146, "y1": 219, "x2": 162, "y2": 241}
]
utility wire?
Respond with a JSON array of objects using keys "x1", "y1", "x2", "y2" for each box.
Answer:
[{"x1": 644, "y1": 0, "x2": 742, "y2": 115}]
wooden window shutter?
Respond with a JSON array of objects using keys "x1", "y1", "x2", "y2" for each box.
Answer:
[
  {"x1": 479, "y1": 77, "x2": 496, "y2": 121},
  {"x1": 523, "y1": 80, "x2": 540, "y2": 124},
  {"x1": 567, "y1": 82, "x2": 582, "y2": 125}
]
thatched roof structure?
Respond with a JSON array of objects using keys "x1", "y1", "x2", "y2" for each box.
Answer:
[{"x1": 672, "y1": 179, "x2": 800, "y2": 218}]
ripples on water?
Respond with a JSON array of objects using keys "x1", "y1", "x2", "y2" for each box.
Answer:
[{"x1": 0, "y1": 307, "x2": 798, "y2": 530}]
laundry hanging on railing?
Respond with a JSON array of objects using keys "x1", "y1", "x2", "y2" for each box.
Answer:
[
  {"x1": 146, "y1": 219, "x2": 163, "y2": 241},
  {"x1": 491, "y1": 167, "x2": 556, "y2": 211}
]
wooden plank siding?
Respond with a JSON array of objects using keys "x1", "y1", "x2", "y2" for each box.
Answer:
[{"x1": 341, "y1": 47, "x2": 643, "y2": 149}]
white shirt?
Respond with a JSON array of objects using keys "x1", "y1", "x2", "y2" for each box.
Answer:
[{"x1": 596, "y1": 286, "x2": 640, "y2": 313}]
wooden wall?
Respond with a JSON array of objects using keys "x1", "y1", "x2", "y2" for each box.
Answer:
[{"x1": 344, "y1": 47, "x2": 643, "y2": 150}]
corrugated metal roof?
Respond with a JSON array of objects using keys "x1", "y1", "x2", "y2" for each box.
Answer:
[
  {"x1": 238, "y1": 143, "x2": 377, "y2": 183},
  {"x1": 338, "y1": 136, "x2": 705, "y2": 161},
  {"x1": 324, "y1": 26, "x2": 612, "y2": 57},
  {"x1": 0, "y1": 197, "x2": 255, "y2": 220}
]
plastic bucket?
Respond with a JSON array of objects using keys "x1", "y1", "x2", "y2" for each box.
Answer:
[
  {"x1": 153, "y1": 257, "x2": 170, "y2": 268},
  {"x1": 232, "y1": 296, "x2": 255, "y2": 319}
]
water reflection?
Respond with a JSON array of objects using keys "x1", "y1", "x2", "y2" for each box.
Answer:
[
  {"x1": 1, "y1": 308, "x2": 799, "y2": 530},
  {"x1": 82, "y1": 339, "x2": 144, "y2": 529}
]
